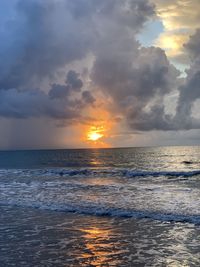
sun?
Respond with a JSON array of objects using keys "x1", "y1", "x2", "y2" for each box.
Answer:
[
  {"x1": 88, "y1": 131, "x2": 103, "y2": 141},
  {"x1": 87, "y1": 126, "x2": 104, "y2": 142}
]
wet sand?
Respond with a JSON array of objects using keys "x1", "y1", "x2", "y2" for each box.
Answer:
[{"x1": 0, "y1": 205, "x2": 200, "y2": 267}]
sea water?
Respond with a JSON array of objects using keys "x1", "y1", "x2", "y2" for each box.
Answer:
[{"x1": 0, "y1": 146, "x2": 200, "y2": 266}]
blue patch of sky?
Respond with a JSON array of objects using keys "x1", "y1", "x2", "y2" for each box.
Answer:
[
  {"x1": 137, "y1": 20, "x2": 164, "y2": 47},
  {"x1": 0, "y1": 1, "x2": 18, "y2": 31}
]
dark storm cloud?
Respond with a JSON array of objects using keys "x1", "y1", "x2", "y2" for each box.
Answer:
[
  {"x1": 0, "y1": 70, "x2": 94, "y2": 120},
  {"x1": 92, "y1": 20, "x2": 200, "y2": 131},
  {"x1": 49, "y1": 71, "x2": 83, "y2": 99},
  {"x1": 82, "y1": 91, "x2": 96, "y2": 105},
  {"x1": 0, "y1": 0, "x2": 94, "y2": 89},
  {"x1": 0, "y1": 88, "x2": 78, "y2": 120},
  {"x1": 66, "y1": 71, "x2": 83, "y2": 91},
  {"x1": 0, "y1": 0, "x2": 155, "y2": 124},
  {"x1": 185, "y1": 29, "x2": 200, "y2": 59},
  {"x1": 48, "y1": 84, "x2": 70, "y2": 100},
  {"x1": 0, "y1": 0, "x2": 155, "y2": 90},
  {"x1": 1, "y1": 0, "x2": 199, "y2": 133},
  {"x1": 92, "y1": 44, "x2": 180, "y2": 131},
  {"x1": 173, "y1": 29, "x2": 200, "y2": 130}
]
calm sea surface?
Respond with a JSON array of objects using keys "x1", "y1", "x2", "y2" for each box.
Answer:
[{"x1": 0, "y1": 146, "x2": 200, "y2": 266}]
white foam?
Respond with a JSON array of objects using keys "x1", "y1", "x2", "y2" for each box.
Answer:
[{"x1": 0, "y1": 174, "x2": 200, "y2": 224}]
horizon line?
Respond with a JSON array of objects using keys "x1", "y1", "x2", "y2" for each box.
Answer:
[{"x1": 0, "y1": 144, "x2": 199, "y2": 152}]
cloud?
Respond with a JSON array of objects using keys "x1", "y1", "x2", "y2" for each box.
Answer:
[
  {"x1": 49, "y1": 71, "x2": 83, "y2": 99},
  {"x1": 0, "y1": 0, "x2": 98, "y2": 89},
  {"x1": 0, "y1": 0, "x2": 155, "y2": 90},
  {"x1": 185, "y1": 29, "x2": 200, "y2": 59},
  {"x1": 82, "y1": 91, "x2": 96, "y2": 105},
  {"x1": 0, "y1": 70, "x2": 95, "y2": 121},
  {"x1": 142, "y1": 29, "x2": 200, "y2": 130},
  {"x1": 48, "y1": 84, "x2": 70, "y2": 100},
  {"x1": 0, "y1": 0, "x2": 200, "y2": 149},
  {"x1": 92, "y1": 43, "x2": 180, "y2": 131},
  {"x1": 152, "y1": 0, "x2": 200, "y2": 64},
  {"x1": 0, "y1": 88, "x2": 76, "y2": 120},
  {"x1": 152, "y1": 0, "x2": 200, "y2": 30},
  {"x1": 155, "y1": 31, "x2": 190, "y2": 64},
  {"x1": 66, "y1": 70, "x2": 83, "y2": 91},
  {"x1": 92, "y1": 19, "x2": 200, "y2": 132},
  {"x1": 173, "y1": 29, "x2": 200, "y2": 130},
  {"x1": 0, "y1": 0, "x2": 155, "y2": 125}
]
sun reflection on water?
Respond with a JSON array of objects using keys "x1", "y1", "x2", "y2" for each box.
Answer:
[{"x1": 78, "y1": 225, "x2": 124, "y2": 266}]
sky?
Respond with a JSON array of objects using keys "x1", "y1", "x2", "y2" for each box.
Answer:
[{"x1": 0, "y1": 0, "x2": 200, "y2": 150}]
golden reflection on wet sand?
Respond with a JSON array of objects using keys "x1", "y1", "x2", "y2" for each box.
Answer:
[{"x1": 78, "y1": 224, "x2": 125, "y2": 266}]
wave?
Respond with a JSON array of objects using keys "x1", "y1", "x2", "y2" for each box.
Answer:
[
  {"x1": 125, "y1": 170, "x2": 200, "y2": 178},
  {"x1": 1, "y1": 201, "x2": 200, "y2": 225},
  {"x1": 1, "y1": 168, "x2": 200, "y2": 178},
  {"x1": 1, "y1": 172, "x2": 200, "y2": 224}
]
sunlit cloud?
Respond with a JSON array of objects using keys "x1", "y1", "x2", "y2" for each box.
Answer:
[
  {"x1": 152, "y1": 0, "x2": 200, "y2": 30},
  {"x1": 155, "y1": 31, "x2": 189, "y2": 64},
  {"x1": 152, "y1": 0, "x2": 200, "y2": 65}
]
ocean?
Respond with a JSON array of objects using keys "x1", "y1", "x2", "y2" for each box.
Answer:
[{"x1": 0, "y1": 146, "x2": 200, "y2": 266}]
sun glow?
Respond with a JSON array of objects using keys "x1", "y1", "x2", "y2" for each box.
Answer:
[
  {"x1": 87, "y1": 126, "x2": 104, "y2": 142},
  {"x1": 88, "y1": 131, "x2": 103, "y2": 141},
  {"x1": 82, "y1": 104, "x2": 113, "y2": 148}
]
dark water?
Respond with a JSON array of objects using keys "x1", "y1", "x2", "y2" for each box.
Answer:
[
  {"x1": 1, "y1": 146, "x2": 200, "y2": 170},
  {"x1": 0, "y1": 146, "x2": 200, "y2": 266}
]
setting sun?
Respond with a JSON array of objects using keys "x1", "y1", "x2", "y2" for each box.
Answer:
[
  {"x1": 88, "y1": 131, "x2": 103, "y2": 141},
  {"x1": 87, "y1": 126, "x2": 104, "y2": 142}
]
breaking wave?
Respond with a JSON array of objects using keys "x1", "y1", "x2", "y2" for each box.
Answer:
[
  {"x1": 1, "y1": 164, "x2": 200, "y2": 224},
  {"x1": 1, "y1": 201, "x2": 200, "y2": 225},
  {"x1": 1, "y1": 167, "x2": 200, "y2": 178}
]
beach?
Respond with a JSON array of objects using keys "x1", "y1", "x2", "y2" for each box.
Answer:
[
  {"x1": 0, "y1": 146, "x2": 200, "y2": 266},
  {"x1": 1, "y1": 206, "x2": 200, "y2": 266}
]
